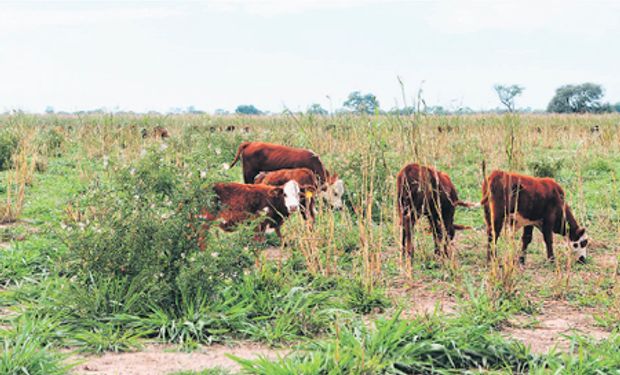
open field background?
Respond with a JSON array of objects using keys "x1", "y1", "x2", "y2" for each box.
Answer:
[{"x1": 1, "y1": 113, "x2": 619, "y2": 374}]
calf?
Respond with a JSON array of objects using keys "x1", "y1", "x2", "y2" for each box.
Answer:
[
  {"x1": 254, "y1": 168, "x2": 318, "y2": 222},
  {"x1": 141, "y1": 126, "x2": 170, "y2": 139},
  {"x1": 197, "y1": 180, "x2": 301, "y2": 248},
  {"x1": 397, "y1": 164, "x2": 474, "y2": 259},
  {"x1": 230, "y1": 142, "x2": 345, "y2": 209},
  {"x1": 481, "y1": 170, "x2": 588, "y2": 264}
]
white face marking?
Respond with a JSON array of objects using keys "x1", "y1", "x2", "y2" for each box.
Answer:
[
  {"x1": 282, "y1": 180, "x2": 301, "y2": 213},
  {"x1": 320, "y1": 179, "x2": 345, "y2": 209},
  {"x1": 569, "y1": 232, "x2": 588, "y2": 260}
]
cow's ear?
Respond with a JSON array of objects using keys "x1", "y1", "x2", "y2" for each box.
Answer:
[
  {"x1": 300, "y1": 185, "x2": 316, "y2": 198},
  {"x1": 254, "y1": 172, "x2": 265, "y2": 183},
  {"x1": 576, "y1": 227, "x2": 586, "y2": 237},
  {"x1": 269, "y1": 187, "x2": 284, "y2": 197}
]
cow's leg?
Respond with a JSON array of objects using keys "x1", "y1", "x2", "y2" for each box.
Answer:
[
  {"x1": 485, "y1": 206, "x2": 504, "y2": 262},
  {"x1": 542, "y1": 223, "x2": 555, "y2": 262},
  {"x1": 519, "y1": 225, "x2": 534, "y2": 265},
  {"x1": 274, "y1": 226, "x2": 283, "y2": 240},
  {"x1": 242, "y1": 163, "x2": 256, "y2": 183},
  {"x1": 401, "y1": 214, "x2": 414, "y2": 263},
  {"x1": 443, "y1": 209, "x2": 456, "y2": 257},
  {"x1": 430, "y1": 216, "x2": 445, "y2": 256}
]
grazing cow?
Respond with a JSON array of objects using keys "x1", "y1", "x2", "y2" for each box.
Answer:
[
  {"x1": 230, "y1": 142, "x2": 345, "y2": 209},
  {"x1": 197, "y1": 181, "x2": 301, "y2": 248},
  {"x1": 397, "y1": 164, "x2": 475, "y2": 259},
  {"x1": 481, "y1": 169, "x2": 588, "y2": 264},
  {"x1": 255, "y1": 168, "x2": 318, "y2": 222},
  {"x1": 141, "y1": 126, "x2": 170, "y2": 139}
]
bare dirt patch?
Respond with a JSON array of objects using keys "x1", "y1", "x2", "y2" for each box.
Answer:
[
  {"x1": 388, "y1": 278, "x2": 457, "y2": 317},
  {"x1": 70, "y1": 342, "x2": 284, "y2": 375},
  {"x1": 503, "y1": 301, "x2": 609, "y2": 353}
]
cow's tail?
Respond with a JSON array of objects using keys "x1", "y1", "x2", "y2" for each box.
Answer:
[
  {"x1": 230, "y1": 142, "x2": 250, "y2": 168},
  {"x1": 479, "y1": 159, "x2": 489, "y2": 205},
  {"x1": 456, "y1": 200, "x2": 481, "y2": 209},
  {"x1": 453, "y1": 224, "x2": 473, "y2": 231}
]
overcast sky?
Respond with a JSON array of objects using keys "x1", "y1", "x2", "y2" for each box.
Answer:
[{"x1": 1, "y1": 1, "x2": 619, "y2": 113}]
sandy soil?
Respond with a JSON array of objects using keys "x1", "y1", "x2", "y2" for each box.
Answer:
[
  {"x1": 70, "y1": 343, "x2": 284, "y2": 375},
  {"x1": 388, "y1": 278, "x2": 457, "y2": 317},
  {"x1": 503, "y1": 301, "x2": 609, "y2": 353}
]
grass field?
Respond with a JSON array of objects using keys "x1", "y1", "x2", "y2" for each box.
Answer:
[{"x1": 1, "y1": 112, "x2": 619, "y2": 374}]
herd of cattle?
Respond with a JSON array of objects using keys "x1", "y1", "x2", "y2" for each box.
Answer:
[{"x1": 198, "y1": 141, "x2": 588, "y2": 265}]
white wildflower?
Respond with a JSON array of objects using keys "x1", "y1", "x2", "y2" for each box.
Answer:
[
  {"x1": 221, "y1": 163, "x2": 230, "y2": 171},
  {"x1": 211, "y1": 252, "x2": 219, "y2": 258}
]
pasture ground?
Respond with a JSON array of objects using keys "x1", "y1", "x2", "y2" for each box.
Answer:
[{"x1": 1, "y1": 113, "x2": 619, "y2": 374}]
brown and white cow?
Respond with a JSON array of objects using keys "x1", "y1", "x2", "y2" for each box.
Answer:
[
  {"x1": 397, "y1": 164, "x2": 475, "y2": 260},
  {"x1": 197, "y1": 180, "x2": 301, "y2": 248},
  {"x1": 230, "y1": 142, "x2": 345, "y2": 209},
  {"x1": 481, "y1": 170, "x2": 588, "y2": 264},
  {"x1": 254, "y1": 168, "x2": 318, "y2": 222}
]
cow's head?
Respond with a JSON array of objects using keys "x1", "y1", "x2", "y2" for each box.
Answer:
[
  {"x1": 319, "y1": 174, "x2": 345, "y2": 210},
  {"x1": 568, "y1": 227, "x2": 588, "y2": 263},
  {"x1": 279, "y1": 180, "x2": 301, "y2": 213}
]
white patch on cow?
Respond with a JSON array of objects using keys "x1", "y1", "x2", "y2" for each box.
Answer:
[
  {"x1": 320, "y1": 179, "x2": 345, "y2": 210},
  {"x1": 282, "y1": 180, "x2": 301, "y2": 213},
  {"x1": 262, "y1": 206, "x2": 270, "y2": 214},
  {"x1": 569, "y1": 232, "x2": 588, "y2": 260},
  {"x1": 508, "y1": 213, "x2": 541, "y2": 232},
  {"x1": 265, "y1": 227, "x2": 275, "y2": 234}
]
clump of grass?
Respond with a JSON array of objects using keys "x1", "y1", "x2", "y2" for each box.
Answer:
[
  {"x1": 0, "y1": 127, "x2": 19, "y2": 171},
  {"x1": 0, "y1": 315, "x2": 72, "y2": 375},
  {"x1": 528, "y1": 156, "x2": 564, "y2": 178}
]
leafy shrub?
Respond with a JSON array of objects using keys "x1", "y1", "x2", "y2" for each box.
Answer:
[
  {"x1": 528, "y1": 157, "x2": 563, "y2": 178},
  {"x1": 36, "y1": 127, "x2": 64, "y2": 157},
  {"x1": 0, "y1": 128, "x2": 19, "y2": 170},
  {"x1": 61, "y1": 147, "x2": 253, "y2": 317}
]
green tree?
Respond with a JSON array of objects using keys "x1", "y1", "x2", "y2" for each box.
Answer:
[
  {"x1": 612, "y1": 102, "x2": 620, "y2": 112},
  {"x1": 494, "y1": 84, "x2": 524, "y2": 112},
  {"x1": 307, "y1": 103, "x2": 328, "y2": 115},
  {"x1": 235, "y1": 104, "x2": 262, "y2": 115},
  {"x1": 547, "y1": 83, "x2": 611, "y2": 113},
  {"x1": 343, "y1": 91, "x2": 380, "y2": 114}
]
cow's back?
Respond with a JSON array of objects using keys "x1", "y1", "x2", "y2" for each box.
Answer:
[
  {"x1": 257, "y1": 168, "x2": 318, "y2": 187},
  {"x1": 484, "y1": 170, "x2": 565, "y2": 219},
  {"x1": 242, "y1": 142, "x2": 327, "y2": 180}
]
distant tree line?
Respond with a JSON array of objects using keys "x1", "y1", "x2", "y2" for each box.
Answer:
[{"x1": 32, "y1": 83, "x2": 620, "y2": 117}]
